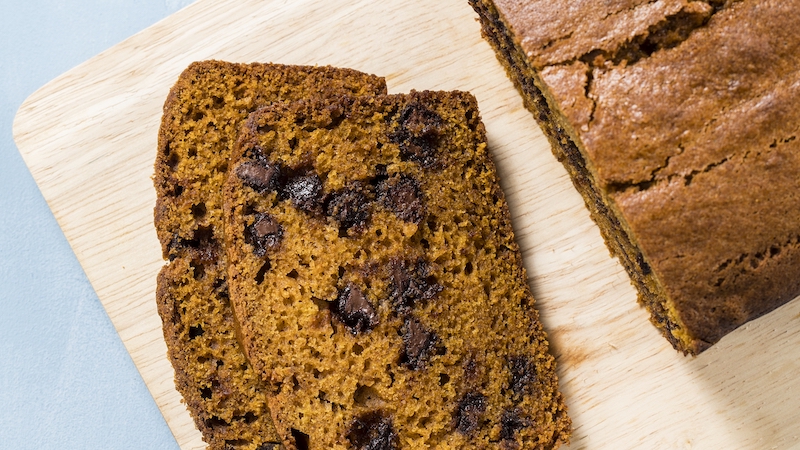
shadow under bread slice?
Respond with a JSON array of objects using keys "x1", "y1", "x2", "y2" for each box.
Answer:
[
  {"x1": 223, "y1": 91, "x2": 571, "y2": 449},
  {"x1": 153, "y1": 60, "x2": 386, "y2": 449}
]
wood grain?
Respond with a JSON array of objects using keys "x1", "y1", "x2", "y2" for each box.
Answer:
[{"x1": 13, "y1": 0, "x2": 800, "y2": 448}]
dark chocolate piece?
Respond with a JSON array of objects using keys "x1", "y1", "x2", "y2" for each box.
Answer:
[
  {"x1": 388, "y1": 258, "x2": 442, "y2": 313},
  {"x1": 377, "y1": 174, "x2": 425, "y2": 225},
  {"x1": 390, "y1": 103, "x2": 443, "y2": 168},
  {"x1": 237, "y1": 160, "x2": 281, "y2": 192},
  {"x1": 331, "y1": 283, "x2": 379, "y2": 334},
  {"x1": 400, "y1": 317, "x2": 438, "y2": 370},
  {"x1": 454, "y1": 392, "x2": 487, "y2": 435},
  {"x1": 347, "y1": 412, "x2": 398, "y2": 450},
  {"x1": 500, "y1": 409, "x2": 529, "y2": 442},
  {"x1": 246, "y1": 213, "x2": 283, "y2": 257},
  {"x1": 326, "y1": 181, "x2": 372, "y2": 230},
  {"x1": 508, "y1": 356, "x2": 537, "y2": 400},
  {"x1": 284, "y1": 173, "x2": 324, "y2": 214}
]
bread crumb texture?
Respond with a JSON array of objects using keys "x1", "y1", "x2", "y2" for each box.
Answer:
[{"x1": 224, "y1": 91, "x2": 570, "y2": 450}]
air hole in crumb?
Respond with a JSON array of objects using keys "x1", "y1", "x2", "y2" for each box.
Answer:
[
  {"x1": 188, "y1": 147, "x2": 197, "y2": 158},
  {"x1": 257, "y1": 124, "x2": 274, "y2": 134},
  {"x1": 172, "y1": 185, "x2": 184, "y2": 197},
  {"x1": 288, "y1": 137, "x2": 298, "y2": 149},
  {"x1": 191, "y1": 203, "x2": 207, "y2": 218},
  {"x1": 439, "y1": 373, "x2": 450, "y2": 386},
  {"x1": 353, "y1": 343, "x2": 364, "y2": 355},
  {"x1": 191, "y1": 261, "x2": 206, "y2": 280},
  {"x1": 770, "y1": 246, "x2": 781, "y2": 257},
  {"x1": 167, "y1": 153, "x2": 179, "y2": 169},
  {"x1": 243, "y1": 412, "x2": 256, "y2": 424},
  {"x1": 464, "y1": 261, "x2": 473, "y2": 275},
  {"x1": 311, "y1": 297, "x2": 330, "y2": 312},
  {"x1": 244, "y1": 203, "x2": 257, "y2": 216},
  {"x1": 290, "y1": 429, "x2": 310, "y2": 450},
  {"x1": 338, "y1": 266, "x2": 346, "y2": 278},
  {"x1": 291, "y1": 375, "x2": 300, "y2": 391},
  {"x1": 420, "y1": 238, "x2": 430, "y2": 249},
  {"x1": 353, "y1": 384, "x2": 383, "y2": 407},
  {"x1": 188, "y1": 325, "x2": 204, "y2": 339},
  {"x1": 200, "y1": 387, "x2": 212, "y2": 399},
  {"x1": 255, "y1": 259, "x2": 271, "y2": 284},
  {"x1": 287, "y1": 269, "x2": 299, "y2": 279}
]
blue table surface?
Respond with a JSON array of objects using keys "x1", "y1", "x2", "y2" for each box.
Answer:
[{"x1": 1, "y1": 1, "x2": 196, "y2": 448}]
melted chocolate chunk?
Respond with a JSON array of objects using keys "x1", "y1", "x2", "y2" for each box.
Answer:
[
  {"x1": 284, "y1": 173, "x2": 324, "y2": 214},
  {"x1": 508, "y1": 356, "x2": 537, "y2": 400},
  {"x1": 331, "y1": 283, "x2": 379, "y2": 334},
  {"x1": 500, "y1": 409, "x2": 529, "y2": 442},
  {"x1": 245, "y1": 213, "x2": 283, "y2": 257},
  {"x1": 388, "y1": 258, "x2": 443, "y2": 313},
  {"x1": 377, "y1": 174, "x2": 425, "y2": 225},
  {"x1": 454, "y1": 392, "x2": 487, "y2": 435},
  {"x1": 400, "y1": 317, "x2": 438, "y2": 370},
  {"x1": 390, "y1": 103, "x2": 443, "y2": 168},
  {"x1": 236, "y1": 160, "x2": 281, "y2": 192},
  {"x1": 326, "y1": 182, "x2": 372, "y2": 230},
  {"x1": 347, "y1": 412, "x2": 398, "y2": 450}
]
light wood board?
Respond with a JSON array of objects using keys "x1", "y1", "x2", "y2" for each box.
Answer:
[{"x1": 13, "y1": 0, "x2": 800, "y2": 448}]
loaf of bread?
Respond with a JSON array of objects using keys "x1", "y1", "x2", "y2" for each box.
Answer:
[
  {"x1": 223, "y1": 91, "x2": 571, "y2": 449},
  {"x1": 153, "y1": 60, "x2": 386, "y2": 449},
  {"x1": 470, "y1": 0, "x2": 800, "y2": 354}
]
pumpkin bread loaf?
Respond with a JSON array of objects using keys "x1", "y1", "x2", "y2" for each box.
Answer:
[
  {"x1": 223, "y1": 91, "x2": 571, "y2": 449},
  {"x1": 153, "y1": 60, "x2": 386, "y2": 449},
  {"x1": 470, "y1": 0, "x2": 800, "y2": 354}
]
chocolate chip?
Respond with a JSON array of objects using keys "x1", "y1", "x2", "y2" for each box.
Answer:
[
  {"x1": 236, "y1": 160, "x2": 281, "y2": 192},
  {"x1": 377, "y1": 175, "x2": 425, "y2": 225},
  {"x1": 326, "y1": 182, "x2": 372, "y2": 230},
  {"x1": 331, "y1": 284, "x2": 379, "y2": 335},
  {"x1": 500, "y1": 409, "x2": 529, "y2": 442},
  {"x1": 390, "y1": 103, "x2": 443, "y2": 168},
  {"x1": 246, "y1": 213, "x2": 283, "y2": 257},
  {"x1": 454, "y1": 392, "x2": 487, "y2": 435},
  {"x1": 388, "y1": 258, "x2": 442, "y2": 313},
  {"x1": 284, "y1": 173, "x2": 323, "y2": 214},
  {"x1": 508, "y1": 356, "x2": 537, "y2": 400},
  {"x1": 400, "y1": 317, "x2": 437, "y2": 370},
  {"x1": 347, "y1": 412, "x2": 398, "y2": 450}
]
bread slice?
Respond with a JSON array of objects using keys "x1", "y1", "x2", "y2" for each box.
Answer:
[
  {"x1": 223, "y1": 91, "x2": 571, "y2": 449},
  {"x1": 470, "y1": 0, "x2": 800, "y2": 354},
  {"x1": 153, "y1": 60, "x2": 386, "y2": 449}
]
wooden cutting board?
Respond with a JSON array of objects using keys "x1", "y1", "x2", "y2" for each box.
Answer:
[{"x1": 13, "y1": 0, "x2": 800, "y2": 448}]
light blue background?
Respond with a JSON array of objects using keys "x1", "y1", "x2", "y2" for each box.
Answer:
[{"x1": 1, "y1": 1, "x2": 195, "y2": 448}]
